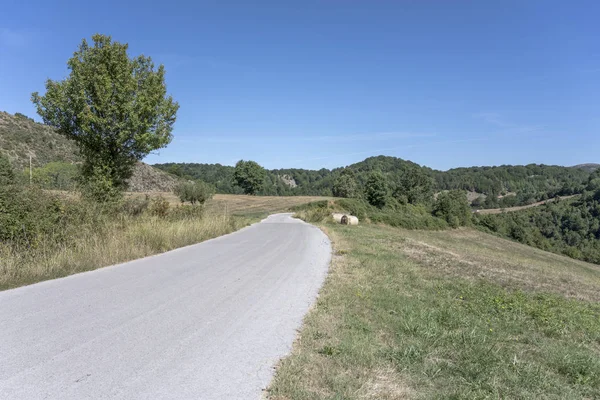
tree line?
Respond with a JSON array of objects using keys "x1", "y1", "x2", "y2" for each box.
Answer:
[{"x1": 473, "y1": 170, "x2": 600, "y2": 264}]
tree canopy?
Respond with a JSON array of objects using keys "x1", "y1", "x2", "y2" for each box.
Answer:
[
  {"x1": 333, "y1": 168, "x2": 359, "y2": 198},
  {"x1": 32, "y1": 34, "x2": 179, "y2": 199},
  {"x1": 364, "y1": 171, "x2": 388, "y2": 208},
  {"x1": 233, "y1": 160, "x2": 266, "y2": 195}
]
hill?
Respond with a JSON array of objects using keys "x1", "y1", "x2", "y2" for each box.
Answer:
[
  {"x1": 155, "y1": 156, "x2": 592, "y2": 207},
  {"x1": 0, "y1": 111, "x2": 176, "y2": 191},
  {"x1": 573, "y1": 163, "x2": 600, "y2": 172},
  {"x1": 0, "y1": 111, "x2": 79, "y2": 170}
]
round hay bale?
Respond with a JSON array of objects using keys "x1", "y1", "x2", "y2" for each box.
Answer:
[
  {"x1": 332, "y1": 213, "x2": 345, "y2": 223},
  {"x1": 346, "y1": 216, "x2": 359, "y2": 225},
  {"x1": 340, "y1": 215, "x2": 359, "y2": 225}
]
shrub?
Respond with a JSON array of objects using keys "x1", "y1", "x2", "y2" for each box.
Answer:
[
  {"x1": 149, "y1": 196, "x2": 170, "y2": 218},
  {"x1": 30, "y1": 162, "x2": 79, "y2": 190},
  {"x1": 0, "y1": 185, "x2": 65, "y2": 246},
  {"x1": 0, "y1": 154, "x2": 15, "y2": 186},
  {"x1": 174, "y1": 181, "x2": 214, "y2": 205},
  {"x1": 335, "y1": 198, "x2": 370, "y2": 220},
  {"x1": 121, "y1": 195, "x2": 150, "y2": 217}
]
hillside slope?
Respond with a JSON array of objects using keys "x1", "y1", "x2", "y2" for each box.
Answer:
[
  {"x1": 0, "y1": 111, "x2": 79, "y2": 170},
  {"x1": 573, "y1": 163, "x2": 600, "y2": 172},
  {"x1": 0, "y1": 111, "x2": 176, "y2": 191},
  {"x1": 269, "y1": 222, "x2": 600, "y2": 399}
]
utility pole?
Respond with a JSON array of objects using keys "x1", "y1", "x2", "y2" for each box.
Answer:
[{"x1": 29, "y1": 155, "x2": 32, "y2": 185}]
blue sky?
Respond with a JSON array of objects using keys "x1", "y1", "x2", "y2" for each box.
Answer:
[{"x1": 1, "y1": 1, "x2": 598, "y2": 171}]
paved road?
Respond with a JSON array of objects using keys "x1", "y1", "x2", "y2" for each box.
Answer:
[{"x1": 0, "y1": 214, "x2": 331, "y2": 400}]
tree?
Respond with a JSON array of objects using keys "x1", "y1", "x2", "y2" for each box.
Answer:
[
  {"x1": 433, "y1": 190, "x2": 472, "y2": 228},
  {"x1": 173, "y1": 181, "x2": 214, "y2": 205},
  {"x1": 332, "y1": 169, "x2": 358, "y2": 198},
  {"x1": 233, "y1": 160, "x2": 266, "y2": 195},
  {"x1": 31, "y1": 34, "x2": 179, "y2": 200},
  {"x1": 166, "y1": 164, "x2": 184, "y2": 177},
  {"x1": 393, "y1": 168, "x2": 434, "y2": 205},
  {"x1": 0, "y1": 154, "x2": 15, "y2": 186},
  {"x1": 364, "y1": 170, "x2": 388, "y2": 208}
]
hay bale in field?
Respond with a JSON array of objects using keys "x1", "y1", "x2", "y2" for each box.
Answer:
[
  {"x1": 332, "y1": 213, "x2": 345, "y2": 223},
  {"x1": 340, "y1": 214, "x2": 359, "y2": 225}
]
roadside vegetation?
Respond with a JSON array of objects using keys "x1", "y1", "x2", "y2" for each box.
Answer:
[
  {"x1": 0, "y1": 159, "x2": 250, "y2": 290},
  {"x1": 0, "y1": 35, "x2": 263, "y2": 290},
  {"x1": 269, "y1": 222, "x2": 600, "y2": 399}
]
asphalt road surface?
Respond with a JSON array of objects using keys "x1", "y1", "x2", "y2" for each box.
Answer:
[{"x1": 0, "y1": 214, "x2": 331, "y2": 400}]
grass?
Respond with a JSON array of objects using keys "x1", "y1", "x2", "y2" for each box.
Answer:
[
  {"x1": 0, "y1": 212, "x2": 250, "y2": 291},
  {"x1": 268, "y1": 223, "x2": 600, "y2": 399},
  {"x1": 1, "y1": 193, "x2": 328, "y2": 290}
]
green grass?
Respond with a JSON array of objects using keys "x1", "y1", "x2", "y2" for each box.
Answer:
[{"x1": 268, "y1": 224, "x2": 600, "y2": 399}]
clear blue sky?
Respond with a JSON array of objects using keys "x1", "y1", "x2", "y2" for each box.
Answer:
[{"x1": 1, "y1": 1, "x2": 598, "y2": 171}]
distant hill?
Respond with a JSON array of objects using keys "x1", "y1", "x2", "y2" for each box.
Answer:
[
  {"x1": 155, "y1": 155, "x2": 593, "y2": 206},
  {"x1": 0, "y1": 111, "x2": 176, "y2": 192},
  {"x1": 572, "y1": 163, "x2": 600, "y2": 172}
]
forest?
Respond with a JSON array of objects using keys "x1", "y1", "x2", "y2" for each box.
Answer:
[
  {"x1": 155, "y1": 155, "x2": 593, "y2": 208},
  {"x1": 473, "y1": 169, "x2": 600, "y2": 264}
]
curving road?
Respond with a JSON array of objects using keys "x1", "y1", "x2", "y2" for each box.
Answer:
[{"x1": 0, "y1": 214, "x2": 331, "y2": 400}]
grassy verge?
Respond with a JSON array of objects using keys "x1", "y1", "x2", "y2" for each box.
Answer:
[
  {"x1": 268, "y1": 223, "x2": 600, "y2": 399},
  {"x1": 0, "y1": 207, "x2": 250, "y2": 291}
]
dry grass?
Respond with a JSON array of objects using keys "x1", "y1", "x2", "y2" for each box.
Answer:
[
  {"x1": 0, "y1": 213, "x2": 249, "y2": 290},
  {"x1": 128, "y1": 192, "x2": 332, "y2": 216},
  {"x1": 395, "y1": 227, "x2": 600, "y2": 302},
  {"x1": 268, "y1": 223, "x2": 600, "y2": 399},
  {"x1": 1, "y1": 192, "x2": 328, "y2": 290}
]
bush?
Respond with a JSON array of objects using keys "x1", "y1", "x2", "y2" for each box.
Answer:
[
  {"x1": 149, "y1": 196, "x2": 170, "y2": 218},
  {"x1": 174, "y1": 181, "x2": 214, "y2": 205},
  {"x1": 370, "y1": 204, "x2": 448, "y2": 230},
  {"x1": 335, "y1": 198, "x2": 369, "y2": 220},
  {"x1": 121, "y1": 196, "x2": 150, "y2": 217},
  {"x1": 0, "y1": 154, "x2": 15, "y2": 186},
  {"x1": 0, "y1": 185, "x2": 65, "y2": 246},
  {"x1": 30, "y1": 162, "x2": 79, "y2": 190}
]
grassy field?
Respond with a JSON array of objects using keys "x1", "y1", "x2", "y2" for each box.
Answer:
[
  {"x1": 268, "y1": 223, "x2": 600, "y2": 399},
  {"x1": 1, "y1": 193, "x2": 327, "y2": 290},
  {"x1": 129, "y1": 192, "x2": 333, "y2": 217}
]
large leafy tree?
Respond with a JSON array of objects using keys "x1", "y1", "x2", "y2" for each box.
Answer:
[
  {"x1": 393, "y1": 167, "x2": 434, "y2": 205},
  {"x1": 433, "y1": 190, "x2": 472, "y2": 228},
  {"x1": 32, "y1": 34, "x2": 179, "y2": 199},
  {"x1": 332, "y1": 168, "x2": 358, "y2": 198},
  {"x1": 234, "y1": 160, "x2": 266, "y2": 195},
  {"x1": 364, "y1": 170, "x2": 388, "y2": 208}
]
